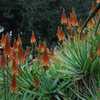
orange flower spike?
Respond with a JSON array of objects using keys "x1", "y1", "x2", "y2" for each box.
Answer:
[
  {"x1": 4, "y1": 34, "x2": 11, "y2": 56},
  {"x1": 4, "y1": 45, "x2": 11, "y2": 57},
  {"x1": 60, "y1": 31, "x2": 65, "y2": 41},
  {"x1": 13, "y1": 40, "x2": 17, "y2": 50},
  {"x1": 41, "y1": 51, "x2": 49, "y2": 66},
  {"x1": 0, "y1": 47, "x2": 6, "y2": 68},
  {"x1": 1, "y1": 34, "x2": 6, "y2": 47},
  {"x1": 0, "y1": 55, "x2": 6, "y2": 68},
  {"x1": 1, "y1": 33, "x2": 9, "y2": 48},
  {"x1": 38, "y1": 43, "x2": 46, "y2": 53},
  {"x1": 12, "y1": 59, "x2": 19, "y2": 75},
  {"x1": 69, "y1": 9, "x2": 78, "y2": 26},
  {"x1": 17, "y1": 45, "x2": 25, "y2": 64},
  {"x1": 61, "y1": 8, "x2": 68, "y2": 25},
  {"x1": 9, "y1": 47, "x2": 17, "y2": 60},
  {"x1": 96, "y1": 0, "x2": 100, "y2": 3},
  {"x1": 16, "y1": 35, "x2": 22, "y2": 47},
  {"x1": 11, "y1": 74, "x2": 17, "y2": 92},
  {"x1": 31, "y1": 32, "x2": 36, "y2": 44},
  {"x1": 56, "y1": 26, "x2": 65, "y2": 41}
]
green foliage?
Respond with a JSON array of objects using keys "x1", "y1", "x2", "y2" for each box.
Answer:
[{"x1": 0, "y1": 32, "x2": 100, "y2": 100}]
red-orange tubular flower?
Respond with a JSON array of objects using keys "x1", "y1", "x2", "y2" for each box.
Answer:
[
  {"x1": 0, "y1": 34, "x2": 5, "y2": 47},
  {"x1": 61, "y1": 8, "x2": 68, "y2": 25},
  {"x1": 56, "y1": 26, "x2": 65, "y2": 42},
  {"x1": 9, "y1": 47, "x2": 17, "y2": 61},
  {"x1": 16, "y1": 35, "x2": 22, "y2": 48},
  {"x1": 12, "y1": 59, "x2": 19, "y2": 75},
  {"x1": 41, "y1": 50, "x2": 50, "y2": 67},
  {"x1": 69, "y1": 9, "x2": 78, "y2": 26},
  {"x1": 0, "y1": 47, "x2": 6, "y2": 68},
  {"x1": 31, "y1": 32, "x2": 36, "y2": 44},
  {"x1": 4, "y1": 34, "x2": 11, "y2": 56},
  {"x1": 1, "y1": 34, "x2": 8, "y2": 47},
  {"x1": 13, "y1": 40, "x2": 17, "y2": 50},
  {"x1": 41, "y1": 52, "x2": 50, "y2": 71},
  {"x1": 11, "y1": 74, "x2": 17, "y2": 92},
  {"x1": 1, "y1": 34, "x2": 11, "y2": 55},
  {"x1": 17, "y1": 45, "x2": 25, "y2": 64},
  {"x1": 38, "y1": 43, "x2": 46, "y2": 53}
]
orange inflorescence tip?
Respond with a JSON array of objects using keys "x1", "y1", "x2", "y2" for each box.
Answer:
[
  {"x1": 16, "y1": 35, "x2": 22, "y2": 47},
  {"x1": 61, "y1": 8, "x2": 68, "y2": 25},
  {"x1": 69, "y1": 9, "x2": 78, "y2": 26},
  {"x1": 38, "y1": 43, "x2": 46, "y2": 53},
  {"x1": 31, "y1": 32, "x2": 36, "y2": 44},
  {"x1": 41, "y1": 52, "x2": 49, "y2": 66},
  {"x1": 56, "y1": 26, "x2": 65, "y2": 42}
]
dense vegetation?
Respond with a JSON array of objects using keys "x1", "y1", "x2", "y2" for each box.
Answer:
[{"x1": 0, "y1": 0, "x2": 100, "y2": 100}]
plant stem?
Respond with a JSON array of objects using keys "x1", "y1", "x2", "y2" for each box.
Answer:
[
  {"x1": 6, "y1": 56, "x2": 9, "y2": 100},
  {"x1": 3, "y1": 69, "x2": 7, "y2": 100}
]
